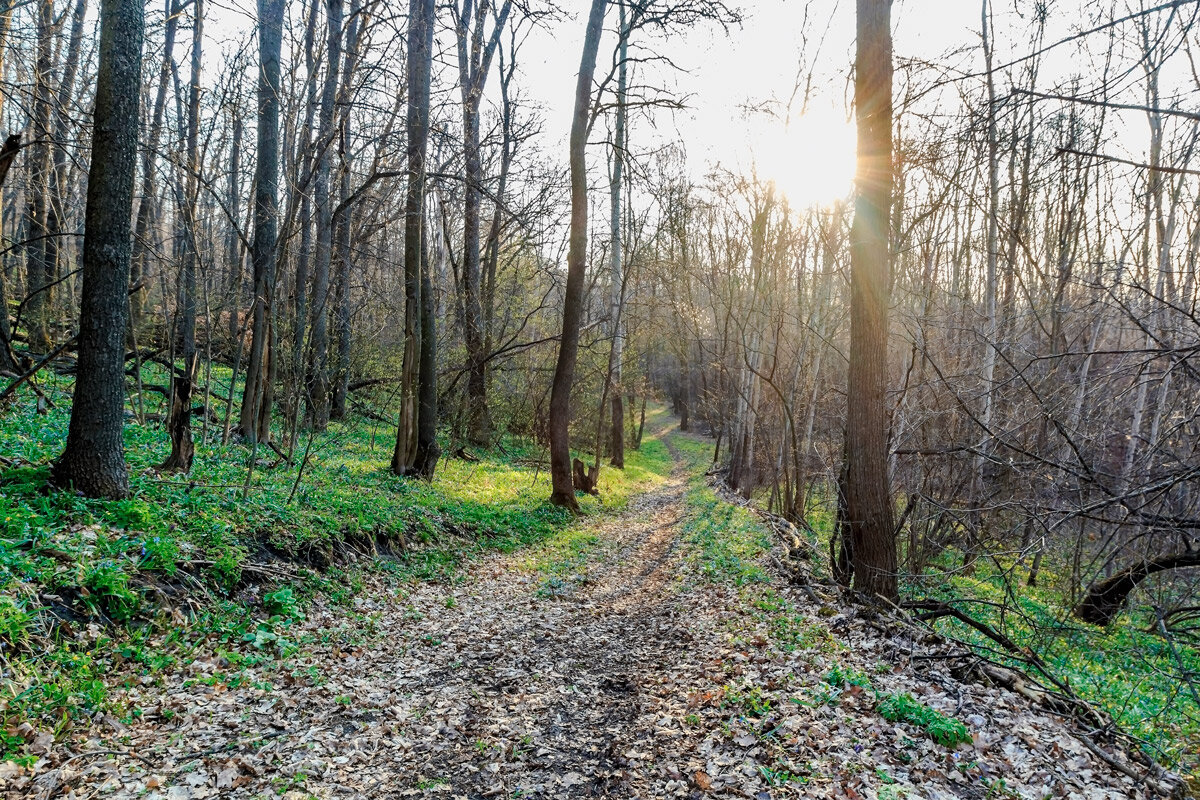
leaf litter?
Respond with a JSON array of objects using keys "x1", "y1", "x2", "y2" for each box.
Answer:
[{"x1": 1, "y1": 434, "x2": 1179, "y2": 799}]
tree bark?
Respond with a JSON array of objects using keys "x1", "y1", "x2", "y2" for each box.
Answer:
[
  {"x1": 306, "y1": 0, "x2": 343, "y2": 431},
  {"x1": 331, "y1": 0, "x2": 362, "y2": 421},
  {"x1": 52, "y1": 0, "x2": 144, "y2": 498},
  {"x1": 24, "y1": 0, "x2": 55, "y2": 355},
  {"x1": 843, "y1": 0, "x2": 898, "y2": 603},
  {"x1": 1076, "y1": 552, "x2": 1200, "y2": 626},
  {"x1": 239, "y1": 0, "x2": 284, "y2": 444},
  {"x1": 129, "y1": 0, "x2": 180, "y2": 333},
  {"x1": 416, "y1": 224, "x2": 439, "y2": 479},
  {"x1": 608, "y1": 0, "x2": 629, "y2": 469},
  {"x1": 0, "y1": 132, "x2": 20, "y2": 373},
  {"x1": 42, "y1": 0, "x2": 88, "y2": 315},
  {"x1": 392, "y1": 0, "x2": 435, "y2": 476},
  {"x1": 159, "y1": 0, "x2": 204, "y2": 473},
  {"x1": 454, "y1": 0, "x2": 511, "y2": 448},
  {"x1": 548, "y1": 0, "x2": 606, "y2": 512}
]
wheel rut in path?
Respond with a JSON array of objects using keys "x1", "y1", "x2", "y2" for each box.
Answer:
[{"x1": 387, "y1": 453, "x2": 698, "y2": 798}]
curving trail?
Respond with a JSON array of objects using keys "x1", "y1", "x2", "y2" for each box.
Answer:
[{"x1": 23, "y1": 424, "x2": 1164, "y2": 800}]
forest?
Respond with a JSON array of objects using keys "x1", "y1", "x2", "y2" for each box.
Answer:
[{"x1": 0, "y1": 0, "x2": 1198, "y2": 797}]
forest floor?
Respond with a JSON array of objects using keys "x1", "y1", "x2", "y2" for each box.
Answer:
[{"x1": 5, "y1": 421, "x2": 1180, "y2": 800}]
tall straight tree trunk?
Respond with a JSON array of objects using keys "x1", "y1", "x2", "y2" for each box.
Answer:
[
  {"x1": 392, "y1": 0, "x2": 435, "y2": 476},
  {"x1": 971, "y1": 0, "x2": 1001, "y2": 556},
  {"x1": 455, "y1": 0, "x2": 511, "y2": 448},
  {"x1": 842, "y1": 0, "x2": 898, "y2": 602},
  {"x1": 331, "y1": 0, "x2": 361, "y2": 421},
  {"x1": 608, "y1": 0, "x2": 629, "y2": 469},
  {"x1": 239, "y1": 0, "x2": 284, "y2": 444},
  {"x1": 24, "y1": 0, "x2": 54, "y2": 355},
  {"x1": 129, "y1": 0, "x2": 179, "y2": 332},
  {"x1": 416, "y1": 218, "x2": 439, "y2": 478},
  {"x1": 548, "y1": 0, "x2": 606, "y2": 511},
  {"x1": 0, "y1": 0, "x2": 16, "y2": 372},
  {"x1": 224, "y1": 109, "x2": 243, "y2": 348},
  {"x1": 44, "y1": 0, "x2": 88, "y2": 310},
  {"x1": 0, "y1": 0, "x2": 14, "y2": 129},
  {"x1": 288, "y1": 0, "x2": 321, "y2": 447},
  {"x1": 160, "y1": 0, "x2": 204, "y2": 472},
  {"x1": 52, "y1": 0, "x2": 144, "y2": 498},
  {"x1": 306, "y1": 0, "x2": 343, "y2": 431}
]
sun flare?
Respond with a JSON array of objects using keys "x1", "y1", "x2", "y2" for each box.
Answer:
[{"x1": 747, "y1": 105, "x2": 857, "y2": 210}]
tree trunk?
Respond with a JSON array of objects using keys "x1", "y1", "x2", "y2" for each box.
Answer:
[
  {"x1": 239, "y1": 0, "x2": 284, "y2": 444},
  {"x1": 160, "y1": 0, "x2": 204, "y2": 473},
  {"x1": 43, "y1": 0, "x2": 88, "y2": 316},
  {"x1": 416, "y1": 224, "x2": 439, "y2": 479},
  {"x1": 842, "y1": 0, "x2": 898, "y2": 603},
  {"x1": 547, "y1": 0, "x2": 606, "y2": 511},
  {"x1": 974, "y1": 0, "x2": 1000, "y2": 514},
  {"x1": 1077, "y1": 552, "x2": 1200, "y2": 626},
  {"x1": 224, "y1": 109, "x2": 244, "y2": 349},
  {"x1": 129, "y1": 0, "x2": 180, "y2": 333},
  {"x1": 455, "y1": 0, "x2": 511, "y2": 448},
  {"x1": 391, "y1": 0, "x2": 434, "y2": 476},
  {"x1": 24, "y1": 0, "x2": 54, "y2": 355},
  {"x1": 306, "y1": 0, "x2": 343, "y2": 431},
  {"x1": 330, "y1": 0, "x2": 361, "y2": 422},
  {"x1": 52, "y1": 0, "x2": 144, "y2": 498},
  {"x1": 287, "y1": 0, "x2": 321, "y2": 448},
  {"x1": 0, "y1": 133, "x2": 20, "y2": 373},
  {"x1": 608, "y1": 1, "x2": 629, "y2": 469}
]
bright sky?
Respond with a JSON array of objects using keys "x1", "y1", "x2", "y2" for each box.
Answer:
[
  {"x1": 508, "y1": 0, "x2": 980, "y2": 208},
  {"x1": 197, "y1": 0, "x2": 1192, "y2": 211}
]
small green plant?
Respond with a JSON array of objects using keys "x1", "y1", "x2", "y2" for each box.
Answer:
[
  {"x1": 724, "y1": 683, "x2": 772, "y2": 715},
  {"x1": 876, "y1": 692, "x2": 971, "y2": 748},
  {"x1": 81, "y1": 562, "x2": 140, "y2": 621},
  {"x1": 263, "y1": 586, "x2": 302, "y2": 621},
  {"x1": 0, "y1": 595, "x2": 33, "y2": 651},
  {"x1": 824, "y1": 663, "x2": 873, "y2": 691}
]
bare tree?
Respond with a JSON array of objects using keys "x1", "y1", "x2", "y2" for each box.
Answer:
[
  {"x1": 547, "y1": 0, "x2": 607, "y2": 511},
  {"x1": 392, "y1": 0, "x2": 437, "y2": 477},
  {"x1": 842, "y1": 0, "x2": 898, "y2": 602},
  {"x1": 159, "y1": 0, "x2": 205, "y2": 473},
  {"x1": 239, "y1": 0, "x2": 285, "y2": 444},
  {"x1": 52, "y1": 0, "x2": 144, "y2": 498}
]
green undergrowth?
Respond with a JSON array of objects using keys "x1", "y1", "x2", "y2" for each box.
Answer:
[
  {"x1": 671, "y1": 434, "x2": 772, "y2": 586},
  {"x1": 0, "y1": 367, "x2": 676, "y2": 761},
  {"x1": 745, "y1": 481, "x2": 1197, "y2": 778},
  {"x1": 916, "y1": 564, "x2": 1200, "y2": 775}
]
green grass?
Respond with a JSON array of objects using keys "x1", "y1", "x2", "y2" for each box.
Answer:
[
  {"x1": 671, "y1": 435, "x2": 772, "y2": 586},
  {"x1": 0, "y1": 367, "x2": 676, "y2": 759},
  {"x1": 917, "y1": 565, "x2": 1200, "y2": 773}
]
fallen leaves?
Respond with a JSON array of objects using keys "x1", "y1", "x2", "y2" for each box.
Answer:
[{"x1": 4, "y1": 443, "x2": 1171, "y2": 799}]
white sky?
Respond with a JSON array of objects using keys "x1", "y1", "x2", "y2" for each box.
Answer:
[
  {"x1": 509, "y1": 0, "x2": 982, "y2": 205},
  {"x1": 196, "y1": 0, "x2": 1196, "y2": 209}
]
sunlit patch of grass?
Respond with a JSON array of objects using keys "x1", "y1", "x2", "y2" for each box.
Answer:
[
  {"x1": 523, "y1": 407, "x2": 676, "y2": 595},
  {"x1": 670, "y1": 433, "x2": 771, "y2": 586}
]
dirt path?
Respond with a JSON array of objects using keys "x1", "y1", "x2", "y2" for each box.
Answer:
[{"x1": 23, "y1": 428, "x2": 1169, "y2": 800}]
